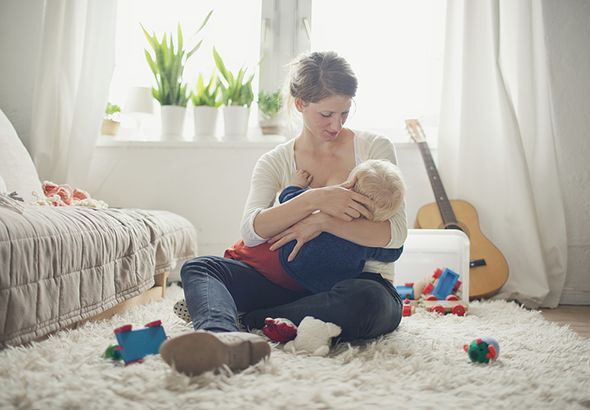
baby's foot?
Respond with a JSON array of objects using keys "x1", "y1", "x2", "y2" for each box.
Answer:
[
  {"x1": 290, "y1": 169, "x2": 313, "y2": 188},
  {"x1": 173, "y1": 299, "x2": 191, "y2": 323}
]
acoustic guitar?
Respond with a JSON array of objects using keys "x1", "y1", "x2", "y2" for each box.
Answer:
[{"x1": 405, "y1": 119, "x2": 509, "y2": 300}]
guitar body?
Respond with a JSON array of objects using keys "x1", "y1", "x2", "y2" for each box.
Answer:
[{"x1": 415, "y1": 199, "x2": 509, "y2": 299}]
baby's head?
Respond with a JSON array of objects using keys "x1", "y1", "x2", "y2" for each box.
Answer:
[{"x1": 349, "y1": 160, "x2": 406, "y2": 222}]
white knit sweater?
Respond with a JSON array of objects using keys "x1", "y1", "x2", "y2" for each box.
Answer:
[{"x1": 240, "y1": 130, "x2": 408, "y2": 277}]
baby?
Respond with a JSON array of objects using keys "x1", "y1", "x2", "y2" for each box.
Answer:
[
  {"x1": 223, "y1": 159, "x2": 406, "y2": 294},
  {"x1": 286, "y1": 159, "x2": 405, "y2": 222}
]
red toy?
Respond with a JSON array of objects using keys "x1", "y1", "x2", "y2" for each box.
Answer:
[{"x1": 262, "y1": 317, "x2": 298, "y2": 343}]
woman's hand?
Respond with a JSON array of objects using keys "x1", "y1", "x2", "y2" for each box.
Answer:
[
  {"x1": 308, "y1": 178, "x2": 374, "y2": 222},
  {"x1": 268, "y1": 211, "x2": 331, "y2": 262}
]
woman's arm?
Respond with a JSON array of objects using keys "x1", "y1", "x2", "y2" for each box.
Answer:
[
  {"x1": 324, "y1": 216, "x2": 391, "y2": 247},
  {"x1": 241, "y1": 150, "x2": 373, "y2": 246},
  {"x1": 254, "y1": 182, "x2": 374, "y2": 240}
]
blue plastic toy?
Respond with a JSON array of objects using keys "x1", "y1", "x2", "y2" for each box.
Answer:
[
  {"x1": 106, "y1": 320, "x2": 167, "y2": 365},
  {"x1": 463, "y1": 337, "x2": 500, "y2": 363},
  {"x1": 395, "y1": 284, "x2": 415, "y2": 300},
  {"x1": 432, "y1": 268, "x2": 460, "y2": 300}
]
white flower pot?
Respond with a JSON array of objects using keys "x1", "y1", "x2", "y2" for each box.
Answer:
[
  {"x1": 222, "y1": 105, "x2": 250, "y2": 140},
  {"x1": 101, "y1": 119, "x2": 120, "y2": 136},
  {"x1": 193, "y1": 106, "x2": 219, "y2": 140},
  {"x1": 258, "y1": 112, "x2": 284, "y2": 135},
  {"x1": 161, "y1": 105, "x2": 186, "y2": 140}
]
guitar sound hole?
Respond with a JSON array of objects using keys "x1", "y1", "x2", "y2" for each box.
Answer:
[{"x1": 445, "y1": 224, "x2": 463, "y2": 232}]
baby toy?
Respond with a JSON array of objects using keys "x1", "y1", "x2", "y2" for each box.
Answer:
[
  {"x1": 284, "y1": 316, "x2": 342, "y2": 356},
  {"x1": 103, "y1": 320, "x2": 167, "y2": 365},
  {"x1": 397, "y1": 267, "x2": 467, "y2": 316},
  {"x1": 262, "y1": 317, "x2": 298, "y2": 343},
  {"x1": 464, "y1": 337, "x2": 500, "y2": 363}
]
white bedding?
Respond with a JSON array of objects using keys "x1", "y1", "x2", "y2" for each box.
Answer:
[{"x1": 0, "y1": 205, "x2": 197, "y2": 347}]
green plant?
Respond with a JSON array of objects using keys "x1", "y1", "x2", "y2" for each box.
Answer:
[
  {"x1": 191, "y1": 73, "x2": 221, "y2": 107},
  {"x1": 213, "y1": 47, "x2": 255, "y2": 107},
  {"x1": 258, "y1": 90, "x2": 283, "y2": 117},
  {"x1": 105, "y1": 102, "x2": 121, "y2": 120},
  {"x1": 142, "y1": 10, "x2": 212, "y2": 107}
]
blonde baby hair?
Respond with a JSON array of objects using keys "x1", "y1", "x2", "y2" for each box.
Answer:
[{"x1": 349, "y1": 159, "x2": 406, "y2": 222}]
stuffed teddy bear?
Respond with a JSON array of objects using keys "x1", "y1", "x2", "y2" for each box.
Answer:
[{"x1": 283, "y1": 316, "x2": 342, "y2": 357}]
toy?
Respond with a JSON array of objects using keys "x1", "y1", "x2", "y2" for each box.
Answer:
[
  {"x1": 395, "y1": 284, "x2": 415, "y2": 300},
  {"x1": 464, "y1": 337, "x2": 500, "y2": 363},
  {"x1": 402, "y1": 299, "x2": 416, "y2": 316},
  {"x1": 284, "y1": 316, "x2": 341, "y2": 356},
  {"x1": 104, "y1": 320, "x2": 167, "y2": 365},
  {"x1": 419, "y1": 268, "x2": 462, "y2": 299},
  {"x1": 421, "y1": 298, "x2": 468, "y2": 316},
  {"x1": 262, "y1": 317, "x2": 298, "y2": 343},
  {"x1": 431, "y1": 268, "x2": 460, "y2": 300}
]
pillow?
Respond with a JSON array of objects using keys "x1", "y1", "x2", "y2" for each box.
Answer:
[
  {"x1": 0, "y1": 175, "x2": 7, "y2": 194},
  {"x1": 0, "y1": 109, "x2": 43, "y2": 202}
]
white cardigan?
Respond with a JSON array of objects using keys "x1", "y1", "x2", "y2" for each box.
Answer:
[{"x1": 240, "y1": 130, "x2": 408, "y2": 277}]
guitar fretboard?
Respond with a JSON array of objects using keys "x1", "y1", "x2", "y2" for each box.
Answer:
[{"x1": 416, "y1": 141, "x2": 458, "y2": 225}]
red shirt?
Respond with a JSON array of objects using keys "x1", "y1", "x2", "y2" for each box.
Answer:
[{"x1": 224, "y1": 240, "x2": 305, "y2": 292}]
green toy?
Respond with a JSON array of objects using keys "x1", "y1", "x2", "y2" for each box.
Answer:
[
  {"x1": 103, "y1": 344, "x2": 123, "y2": 361},
  {"x1": 464, "y1": 337, "x2": 500, "y2": 363}
]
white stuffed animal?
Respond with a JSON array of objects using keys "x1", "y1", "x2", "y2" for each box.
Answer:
[{"x1": 284, "y1": 316, "x2": 342, "y2": 356}]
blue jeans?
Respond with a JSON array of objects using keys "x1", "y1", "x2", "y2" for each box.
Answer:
[{"x1": 180, "y1": 256, "x2": 403, "y2": 342}]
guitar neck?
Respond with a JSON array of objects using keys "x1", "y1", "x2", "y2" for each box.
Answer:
[{"x1": 416, "y1": 141, "x2": 458, "y2": 225}]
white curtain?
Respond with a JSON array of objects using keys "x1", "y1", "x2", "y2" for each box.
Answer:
[
  {"x1": 30, "y1": 0, "x2": 116, "y2": 187},
  {"x1": 438, "y1": 0, "x2": 567, "y2": 307}
]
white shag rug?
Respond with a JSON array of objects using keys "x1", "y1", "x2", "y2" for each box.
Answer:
[{"x1": 1, "y1": 285, "x2": 589, "y2": 410}]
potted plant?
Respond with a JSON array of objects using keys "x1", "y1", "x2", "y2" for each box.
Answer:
[
  {"x1": 142, "y1": 10, "x2": 212, "y2": 140},
  {"x1": 213, "y1": 47, "x2": 255, "y2": 139},
  {"x1": 191, "y1": 73, "x2": 221, "y2": 139},
  {"x1": 101, "y1": 102, "x2": 121, "y2": 136},
  {"x1": 258, "y1": 89, "x2": 284, "y2": 135}
]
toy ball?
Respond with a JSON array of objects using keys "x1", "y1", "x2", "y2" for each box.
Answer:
[{"x1": 464, "y1": 337, "x2": 500, "y2": 363}]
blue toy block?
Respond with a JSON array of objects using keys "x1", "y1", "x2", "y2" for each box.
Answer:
[
  {"x1": 113, "y1": 320, "x2": 167, "y2": 364},
  {"x1": 395, "y1": 285, "x2": 415, "y2": 300},
  {"x1": 432, "y1": 268, "x2": 460, "y2": 300}
]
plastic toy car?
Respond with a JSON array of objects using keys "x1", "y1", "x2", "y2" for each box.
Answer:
[
  {"x1": 106, "y1": 320, "x2": 167, "y2": 364},
  {"x1": 421, "y1": 299, "x2": 468, "y2": 316}
]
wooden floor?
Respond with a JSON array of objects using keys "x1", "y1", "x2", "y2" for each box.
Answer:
[{"x1": 540, "y1": 305, "x2": 590, "y2": 338}]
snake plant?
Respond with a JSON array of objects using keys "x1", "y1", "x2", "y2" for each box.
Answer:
[
  {"x1": 213, "y1": 47, "x2": 255, "y2": 107},
  {"x1": 191, "y1": 73, "x2": 221, "y2": 107},
  {"x1": 142, "y1": 10, "x2": 212, "y2": 107}
]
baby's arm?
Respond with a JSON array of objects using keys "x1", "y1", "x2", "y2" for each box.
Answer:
[
  {"x1": 289, "y1": 169, "x2": 313, "y2": 188},
  {"x1": 278, "y1": 170, "x2": 314, "y2": 203}
]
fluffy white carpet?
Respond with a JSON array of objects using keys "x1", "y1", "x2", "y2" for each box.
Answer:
[{"x1": 1, "y1": 285, "x2": 589, "y2": 410}]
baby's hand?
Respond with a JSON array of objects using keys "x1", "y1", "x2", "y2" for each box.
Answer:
[{"x1": 290, "y1": 169, "x2": 313, "y2": 188}]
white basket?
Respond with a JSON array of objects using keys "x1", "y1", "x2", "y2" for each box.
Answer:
[{"x1": 395, "y1": 229, "x2": 470, "y2": 303}]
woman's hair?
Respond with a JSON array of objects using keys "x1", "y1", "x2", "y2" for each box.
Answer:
[
  {"x1": 288, "y1": 51, "x2": 358, "y2": 103},
  {"x1": 349, "y1": 160, "x2": 406, "y2": 222}
]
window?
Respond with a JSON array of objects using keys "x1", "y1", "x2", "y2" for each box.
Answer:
[
  {"x1": 310, "y1": 0, "x2": 446, "y2": 141},
  {"x1": 108, "y1": 0, "x2": 445, "y2": 142},
  {"x1": 108, "y1": 0, "x2": 262, "y2": 139}
]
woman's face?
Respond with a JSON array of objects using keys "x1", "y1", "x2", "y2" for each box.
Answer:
[{"x1": 297, "y1": 94, "x2": 352, "y2": 142}]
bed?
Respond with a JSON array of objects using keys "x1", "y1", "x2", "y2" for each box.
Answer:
[{"x1": 0, "y1": 109, "x2": 197, "y2": 348}]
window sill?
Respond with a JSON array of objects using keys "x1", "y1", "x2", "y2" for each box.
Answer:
[
  {"x1": 96, "y1": 134, "x2": 288, "y2": 149},
  {"x1": 95, "y1": 133, "x2": 437, "y2": 150}
]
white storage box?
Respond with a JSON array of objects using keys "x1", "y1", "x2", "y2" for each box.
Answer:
[{"x1": 394, "y1": 229, "x2": 470, "y2": 303}]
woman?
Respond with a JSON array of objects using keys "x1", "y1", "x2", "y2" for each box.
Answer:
[{"x1": 160, "y1": 51, "x2": 407, "y2": 376}]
